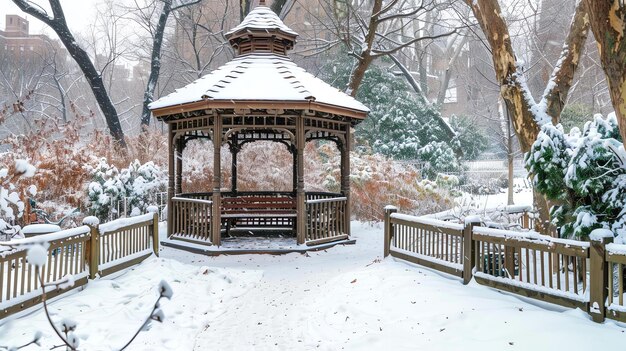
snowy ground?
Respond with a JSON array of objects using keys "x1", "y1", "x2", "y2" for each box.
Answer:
[
  {"x1": 457, "y1": 177, "x2": 534, "y2": 210},
  {"x1": 2, "y1": 220, "x2": 625, "y2": 350}
]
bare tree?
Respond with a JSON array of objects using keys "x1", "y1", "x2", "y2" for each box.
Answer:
[
  {"x1": 462, "y1": 0, "x2": 590, "y2": 151},
  {"x1": 12, "y1": 0, "x2": 127, "y2": 146},
  {"x1": 329, "y1": 0, "x2": 459, "y2": 97},
  {"x1": 462, "y1": 0, "x2": 590, "y2": 232},
  {"x1": 127, "y1": 0, "x2": 203, "y2": 128}
]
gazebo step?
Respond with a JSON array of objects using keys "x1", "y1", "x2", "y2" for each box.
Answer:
[{"x1": 161, "y1": 237, "x2": 356, "y2": 256}]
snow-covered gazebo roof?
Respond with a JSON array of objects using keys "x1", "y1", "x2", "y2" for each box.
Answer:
[{"x1": 149, "y1": 4, "x2": 368, "y2": 120}]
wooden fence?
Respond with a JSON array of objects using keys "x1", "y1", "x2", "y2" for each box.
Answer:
[
  {"x1": 384, "y1": 206, "x2": 626, "y2": 324},
  {"x1": 0, "y1": 212, "x2": 159, "y2": 320},
  {"x1": 171, "y1": 197, "x2": 213, "y2": 244},
  {"x1": 305, "y1": 196, "x2": 348, "y2": 246}
]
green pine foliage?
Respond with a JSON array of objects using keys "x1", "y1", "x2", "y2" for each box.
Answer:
[
  {"x1": 448, "y1": 115, "x2": 488, "y2": 160},
  {"x1": 526, "y1": 113, "x2": 626, "y2": 241},
  {"x1": 320, "y1": 53, "x2": 468, "y2": 179}
]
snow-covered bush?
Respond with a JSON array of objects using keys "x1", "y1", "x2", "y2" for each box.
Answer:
[
  {"x1": 86, "y1": 159, "x2": 166, "y2": 220},
  {"x1": 417, "y1": 141, "x2": 460, "y2": 179},
  {"x1": 526, "y1": 113, "x2": 626, "y2": 242},
  {"x1": 304, "y1": 143, "x2": 453, "y2": 220},
  {"x1": 448, "y1": 115, "x2": 489, "y2": 160},
  {"x1": 0, "y1": 159, "x2": 37, "y2": 239}
]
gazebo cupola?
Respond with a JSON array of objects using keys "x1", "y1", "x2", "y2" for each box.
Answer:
[
  {"x1": 225, "y1": 2, "x2": 297, "y2": 56},
  {"x1": 149, "y1": 2, "x2": 369, "y2": 250}
]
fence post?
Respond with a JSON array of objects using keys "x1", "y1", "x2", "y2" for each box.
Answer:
[
  {"x1": 147, "y1": 207, "x2": 160, "y2": 257},
  {"x1": 83, "y1": 216, "x2": 100, "y2": 280},
  {"x1": 384, "y1": 206, "x2": 397, "y2": 257},
  {"x1": 522, "y1": 211, "x2": 530, "y2": 229},
  {"x1": 589, "y1": 233, "x2": 613, "y2": 323},
  {"x1": 463, "y1": 217, "x2": 481, "y2": 285}
]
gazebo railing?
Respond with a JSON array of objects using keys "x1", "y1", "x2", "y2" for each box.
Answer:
[
  {"x1": 171, "y1": 197, "x2": 213, "y2": 244},
  {"x1": 172, "y1": 192, "x2": 349, "y2": 244},
  {"x1": 305, "y1": 191, "x2": 343, "y2": 201},
  {"x1": 305, "y1": 195, "x2": 348, "y2": 245},
  {"x1": 179, "y1": 191, "x2": 295, "y2": 200}
]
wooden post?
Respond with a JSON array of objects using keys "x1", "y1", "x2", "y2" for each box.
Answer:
[
  {"x1": 83, "y1": 217, "x2": 101, "y2": 280},
  {"x1": 589, "y1": 236, "x2": 612, "y2": 323},
  {"x1": 148, "y1": 208, "x2": 160, "y2": 257},
  {"x1": 340, "y1": 125, "x2": 352, "y2": 237},
  {"x1": 522, "y1": 211, "x2": 530, "y2": 229},
  {"x1": 175, "y1": 138, "x2": 184, "y2": 194},
  {"x1": 167, "y1": 124, "x2": 174, "y2": 238},
  {"x1": 230, "y1": 141, "x2": 239, "y2": 195},
  {"x1": 463, "y1": 218, "x2": 480, "y2": 285},
  {"x1": 212, "y1": 113, "x2": 222, "y2": 246},
  {"x1": 292, "y1": 145, "x2": 297, "y2": 195},
  {"x1": 384, "y1": 206, "x2": 397, "y2": 257},
  {"x1": 504, "y1": 246, "x2": 516, "y2": 279},
  {"x1": 296, "y1": 115, "x2": 306, "y2": 244}
]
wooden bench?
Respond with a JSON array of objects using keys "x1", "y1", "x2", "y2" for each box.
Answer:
[{"x1": 221, "y1": 196, "x2": 296, "y2": 235}]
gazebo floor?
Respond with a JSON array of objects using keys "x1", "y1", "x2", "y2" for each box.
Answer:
[{"x1": 161, "y1": 236, "x2": 356, "y2": 256}]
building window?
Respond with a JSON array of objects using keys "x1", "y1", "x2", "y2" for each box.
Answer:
[
  {"x1": 444, "y1": 87, "x2": 457, "y2": 103},
  {"x1": 20, "y1": 45, "x2": 24, "y2": 51},
  {"x1": 30, "y1": 46, "x2": 34, "y2": 51}
]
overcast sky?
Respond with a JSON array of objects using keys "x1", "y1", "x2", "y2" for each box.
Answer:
[{"x1": 1, "y1": 0, "x2": 107, "y2": 36}]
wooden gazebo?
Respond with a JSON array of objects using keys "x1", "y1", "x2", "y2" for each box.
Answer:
[{"x1": 149, "y1": 3, "x2": 368, "y2": 247}]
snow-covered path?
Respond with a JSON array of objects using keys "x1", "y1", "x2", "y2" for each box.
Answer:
[
  {"x1": 2, "y1": 221, "x2": 625, "y2": 350},
  {"x1": 165, "y1": 222, "x2": 625, "y2": 351}
]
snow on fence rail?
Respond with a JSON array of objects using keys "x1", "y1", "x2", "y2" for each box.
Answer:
[
  {"x1": 384, "y1": 206, "x2": 626, "y2": 324},
  {"x1": 0, "y1": 212, "x2": 159, "y2": 320}
]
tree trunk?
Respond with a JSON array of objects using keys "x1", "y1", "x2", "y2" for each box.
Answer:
[
  {"x1": 507, "y1": 111, "x2": 514, "y2": 205},
  {"x1": 240, "y1": 0, "x2": 252, "y2": 21},
  {"x1": 60, "y1": 36, "x2": 126, "y2": 146},
  {"x1": 271, "y1": 0, "x2": 295, "y2": 19},
  {"x1": 436, "y1": 34, "x2": 468, "y2": 107},
  {"x1": 465, "y1": 0, "x2": 589, "y2": 150},
  {"x1": 141, "y1": 1, "x2": 173, "y2": 128},
  {"x1": 346, "y1": 0, "x2": 382, "y2": 97},
  {"x1": 464, "y1": 0, "x2": 589, "y2": 234},
  {"x1": 584, "y1": 1, "x2": 626, "y2": 147}
]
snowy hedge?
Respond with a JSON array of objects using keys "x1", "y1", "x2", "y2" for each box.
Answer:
[
  {"x1": 85, "y1": 159, "x2": 166, "y2": 220},
  {"x1": 526, "y1": 113, "x2": 626, "y2": 242},
  {"x1": 0, "y1": 159, "x2": 37, "y2": 239},
  {"x1": 319, "y1": 54, "x2": 488, "y2": 179}
]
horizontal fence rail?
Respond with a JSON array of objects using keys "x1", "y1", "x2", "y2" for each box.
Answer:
[
  {"x1": 384, "y1": 206, "x2": 625, "y2": 324},
  {"x1": 0, "y1": 212, "x2": 159, "y2": 320},
  {"x1": 305, "y1": 196, "x2": 348, "y2": 245}
]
